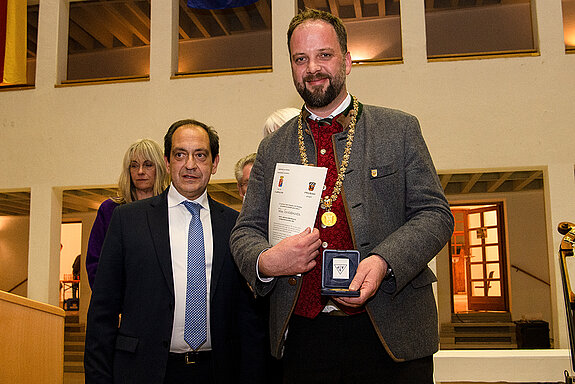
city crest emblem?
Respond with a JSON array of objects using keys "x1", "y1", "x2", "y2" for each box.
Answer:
[{"x1": 308, "y1": 182, "x2": 316, "y2": 191}]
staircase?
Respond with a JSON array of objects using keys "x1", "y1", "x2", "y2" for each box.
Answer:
[
  {"x1": 440, "y1": 312, "x2": 517, "y2": 349},
  {"x1": 64, "y1": 312, "x2": 85, "y2": 374}
]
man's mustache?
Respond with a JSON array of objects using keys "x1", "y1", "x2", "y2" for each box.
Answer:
[{"x1": 303, "y1": 73, "x2": 331, "y2": 82}]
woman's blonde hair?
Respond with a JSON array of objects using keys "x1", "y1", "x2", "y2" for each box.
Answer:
[{"x1": 113, "y1": 138, "x2": 169, "y2": 204}]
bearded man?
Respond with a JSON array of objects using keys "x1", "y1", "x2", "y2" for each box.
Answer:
[{"x1": 231, "y1": 9, "x2": 454, "y2": 384}]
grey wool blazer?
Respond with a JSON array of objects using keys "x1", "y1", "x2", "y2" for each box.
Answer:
[{"x1": 230, "y1": 103, "x2": 454, "y2": 362}]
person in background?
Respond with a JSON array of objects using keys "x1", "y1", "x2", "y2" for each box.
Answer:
[
  {"x1": 71, "y1": 254, "x2": 81, "y2": 300},
  {"x1": 231, "y1": 8, "x2": 454, "y2": 384},
  {"x1": 85, "y1": 138, "x2": 169, "y2": 288},
  {"x1": 263, "y1": 107, "x2": 300, "y2": 136},
  {"x1": 234, "y1": 153, "x2": 256, "y2": 201}
]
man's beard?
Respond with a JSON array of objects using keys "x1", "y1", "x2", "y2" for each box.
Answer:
[{"x1": 295, "y1": 66, "x2": 346, "y2": 109}]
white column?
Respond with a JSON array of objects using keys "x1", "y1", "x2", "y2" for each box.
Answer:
[
  {"x1": 27, "y1": 185, "x2": 62, "y2": 306},
  {"x1": 399, "y1": 0, "x2": 428, "y2": 67},
  {"x1": 35, "y1": 0, "x2": 69, "y2": 87},
  {"x1": 272, "y1": 0, "x2": 296, "y2": 77},
  {"x1": 532, "y1": 0, "x2": 566, "y2": 57},
  {"x1": 150, "y1": 0, "x2": 178, "y2": 82}
]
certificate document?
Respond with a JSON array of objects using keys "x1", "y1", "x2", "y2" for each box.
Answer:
[{"x1": 268, "y1": 163, "x2": 327, "y2": 246}]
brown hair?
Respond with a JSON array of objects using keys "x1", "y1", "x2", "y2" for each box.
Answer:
[{"x1": 287, "y1": 8, "x2": 347, "y2": 54}]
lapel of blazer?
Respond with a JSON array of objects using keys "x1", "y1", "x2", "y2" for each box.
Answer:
[
  {"x1": 147, "y1": 189, "x2": 175, "y2": 298},
  {"x1": 208, "y1": 195, "x2": 225, "y2": 301}
]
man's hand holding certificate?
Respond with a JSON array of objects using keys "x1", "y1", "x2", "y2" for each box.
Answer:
[
  {"x1": 258, "y1": 227, "x2": 321, "y2": 277},
  {"x1": 258, "y1": 163, "x2": 326, "y2": 277}
]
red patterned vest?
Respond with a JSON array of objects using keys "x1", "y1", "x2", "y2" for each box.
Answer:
[{"x1": 293, "y1": 108, "x2": 365, "y2": 318}]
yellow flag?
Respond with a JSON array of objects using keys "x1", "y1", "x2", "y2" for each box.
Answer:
[{"x1": 2, "y1": 0, "x2": 26, "y2": 85}]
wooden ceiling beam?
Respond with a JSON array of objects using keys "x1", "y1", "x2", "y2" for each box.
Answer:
[
  {"x1": 0, "y1": 200, "x2": 30, "y2": 211},
  {"x1": 99, "y1": 5, "x2": 137, "y2": 47},
  {"x1": 376, "y1": 0, "x2": 386, "y2": 17},
  {"x1": 76, "y1": 188, "x2": 118, "y2": 198},
  {"x1": 63, "y1": 196, "x2": 104, "y2": 211},
  {"x1": 512, "y1": 170, "x2": 542, "y2": 192},
  {"x1": 179, "y1": 26, "x2": 191, "y2": 40},
  {"x1": 207, "y1": 183, "x2": 242, "y2": 202},
  {"x1": 180, "y1": 0, "x2": 211, "y2": 38},
  {"x1": 353, "y1": 0, "x2": 363, "y2": 18},
  {"x1": 109, "y1": 4, "x2": 151, "y2": 45},
  {"x1": 440, "y1": 173, "x2": 452, "y2": 190},
  {"x1": 69, "y1": 7, "x2": 114, "y2": 48},
  {"x1": 233, "y1": 7, "x2": 252, "y2": 32},
  {"x1": 69, "y1": 21, "x2": 95, "y2": 51},
  {"x1": 254, "y1": 0, "x2": 271, "y2": 29},
  {"x1": 461, "y1": 173, "x2": 482, "y2": 194},
  {"x1": 210, "y1": 10, "x2": 231, "y2": 36},
  {"x1": 487, "y1": 172, "x2": 513, "y2": 193},
  {"x1": 0, "y1": 208, "x2": 29, "y2": 216},
  {"x1": 328, "y1": 0, "x2": 339, "y2": 17},
  {"x1": 124, "y1": 1, "x2": 151, "y2": 29}
]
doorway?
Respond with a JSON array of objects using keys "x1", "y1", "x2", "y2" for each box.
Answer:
[
  {"x1": 450, "y1": 203, "x2": 509, "y2": 313},
  {"x1": 60, "y1": 222, "x2": 82, "y2": 310}
]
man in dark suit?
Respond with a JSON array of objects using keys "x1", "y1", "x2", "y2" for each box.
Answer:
[
  {"x1": 231, "y1": 9, "x2": 454, "y2": 384},
  {"x1": 85, "y1": 119, "x2": 266, "y2": 383}
]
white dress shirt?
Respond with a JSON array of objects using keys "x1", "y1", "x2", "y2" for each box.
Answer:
[
  {"x1": 167, "y1": 184, "x2": 213, "y2": 352},
  {"x1": 306, "y1": 92, "x2": 351, "y2": 121}
]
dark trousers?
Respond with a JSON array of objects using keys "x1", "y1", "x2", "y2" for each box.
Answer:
[{"x1": 282, "y1": 313, "x2": 434, "y2": 384}]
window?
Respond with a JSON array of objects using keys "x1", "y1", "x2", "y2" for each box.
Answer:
[
  {"x1": 562, "y1": 0, "x2": 575, "y2": 52},
  {"x1": 177, "y1": 0, "x2": 272, "y2": 75},
  {"x1": 66, "y1": 0, "x2": 151, "y2": 82},
  {"x1": 296, "y1": 0, "x2": 402, "y2": 64},
  {"x1": 425, "y1": 0, "x2": 536, "y2": 60}
]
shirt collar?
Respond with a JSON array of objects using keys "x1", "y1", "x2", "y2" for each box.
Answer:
[
  {"x1": 306, "y1": 92, "x2": 351, "y2": 121},
  {"x1": 167, "y1": 183, "x2": 209, "y2": 211}
]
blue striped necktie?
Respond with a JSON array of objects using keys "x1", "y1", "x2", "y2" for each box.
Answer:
[{"x1": 182, "y1": 201, "x2": 207, "y2": 350}]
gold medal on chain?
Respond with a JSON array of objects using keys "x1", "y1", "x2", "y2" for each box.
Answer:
[{"x1": 298, "y1": 96, "x2": 359, "y2": 228}]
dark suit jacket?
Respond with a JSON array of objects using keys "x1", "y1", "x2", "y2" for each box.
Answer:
[
  {"x1": 231, "y1": 104, "x2": 454, "y2": 362},
  {"x1": 85, "y1": 188, "x2": 266, "y2": 383}
]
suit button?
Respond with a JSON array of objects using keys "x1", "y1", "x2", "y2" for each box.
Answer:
[{"x1": 288, "y1": 277, "x2": 297, "y2": 286}]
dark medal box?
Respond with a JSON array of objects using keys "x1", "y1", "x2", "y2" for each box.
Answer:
[{"x1": 321, "y1": 249, "x2": 360, "y2": 297}]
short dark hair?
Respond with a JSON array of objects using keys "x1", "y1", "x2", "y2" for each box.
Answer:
[
  {"x1": 164, "y1": 119, "x2": 220, "y2": 162},
  {"x1": 287, "y1": 8, "x2": 347, "y2": 55}
]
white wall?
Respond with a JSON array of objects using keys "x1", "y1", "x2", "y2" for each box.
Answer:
[{"x1": 1, "y1": 0, "x2": 575, "y2": 375}]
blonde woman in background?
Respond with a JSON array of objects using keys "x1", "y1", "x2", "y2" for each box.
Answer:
[{"x1": 86, "y1": 138, "x2": 169, "y2": 288}]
